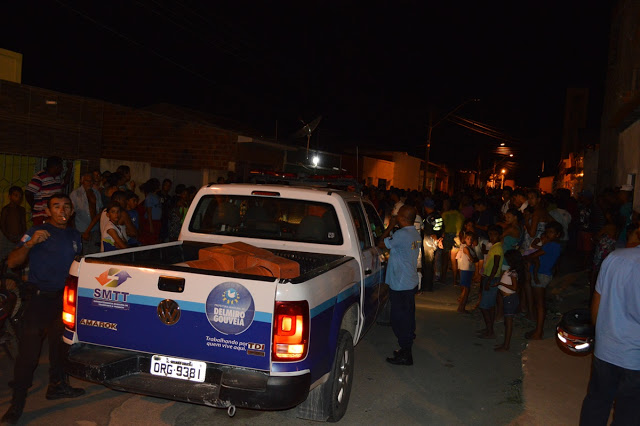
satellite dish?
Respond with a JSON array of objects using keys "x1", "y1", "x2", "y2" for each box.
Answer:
[{"x1": 293, "y1": 116, "x2": 322, "y2": 158}]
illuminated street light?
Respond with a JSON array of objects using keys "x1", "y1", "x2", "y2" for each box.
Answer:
[
  {"x1": 501, "y1": 169, "x2": 506, "y2": 174},
  {"x1": 312, "y1": 155, "x2": 320, "y2": 167}
]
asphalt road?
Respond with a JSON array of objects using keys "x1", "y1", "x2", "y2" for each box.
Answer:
[{"x1": 0, "y1": 280, "x2": 531, "y2": 426}]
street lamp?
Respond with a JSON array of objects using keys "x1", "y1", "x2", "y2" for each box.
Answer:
[
  {"x1": 501, "y1": 168, "x2": 506, "y2": 189},
  {"x1": 423, "y1": 99, "x2": 480, "y2": 191}
]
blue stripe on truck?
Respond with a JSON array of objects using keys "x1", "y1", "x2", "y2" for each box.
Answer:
[{"x1": 78, "y1": 287, "x2": 272, "y2": 323}]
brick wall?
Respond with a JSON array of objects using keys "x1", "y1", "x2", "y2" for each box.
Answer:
[
  {"x1": 0, "y1": 80, "x2": 103, "y2": 172},
  {"x1": 102, "y1": 103, "x2": 238, "y2": 171}
]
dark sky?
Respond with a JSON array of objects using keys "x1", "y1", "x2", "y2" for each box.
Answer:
[{"x1": 3, "y1": 1, "x2": 612, "y2": 185}]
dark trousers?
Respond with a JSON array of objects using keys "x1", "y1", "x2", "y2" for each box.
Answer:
[
  {"x1": 580, "y1": 356, "x2": 640, "y2": 426},
  {"x1": 422, "y1": 246, "x2": 436, "y2": 291},
  {"x1": 12, "y1": 291, "x2": 67, "y2": 395},
  {"x1": 390, "y1": 287, "x2": 416, "y2": 350}
]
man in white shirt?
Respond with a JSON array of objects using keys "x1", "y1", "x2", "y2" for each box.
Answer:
[{"x1": 70, "y1": 173, "x2": 102, "y2": 254}]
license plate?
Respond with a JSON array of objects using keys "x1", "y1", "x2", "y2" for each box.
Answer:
[{"x1": 150, "y1": 355, "x2": 206, "y2": 383}]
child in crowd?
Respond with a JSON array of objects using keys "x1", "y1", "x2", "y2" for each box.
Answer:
[
  {"x1": 167, "y1": 185, "x2": 190, "y2": 241},
  {"x1": 139, "y1": 178, "x2": 162, "y2": 245},
  {"x1": 101, "y1": 202, "x2": 128, "y2": 252},
  {"x1": 456, "y1": 231, "x2": 477, "y2": 313},
  {"x1": 493, "y1": 250, "x2": 525, "y2": 352},
  {"x1": 0, "y1": 187, "x2": 26, "y2": 262},
  {"x1": 441, "y1": 198, "x2": 464, "y2": 283},
  {"x1": 477, "y1": 225, "x2": 504, "y2": 339},
  {"x1": 472, "y1": 230, "x2": 494, "y2": 310},
  {"x1": 125, "y1": 191, "x2": 141, "y2": 247},
  {"x1": 524, "y1": 221, "x2": 562, "y2": 340},
  {"x1": 523, "y1": 232, "x2": 546, "y2": 285}
]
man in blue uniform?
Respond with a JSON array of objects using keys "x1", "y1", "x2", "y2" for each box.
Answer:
[
  {"x1": 379, "y1": 205, "x2": 421, "y2": 366},
  {"x1": 2, "y1": 193, "x2": 85, "y2": 424},
  {"x1": 579, "y1": 246, "x2": 640, "y2": 425}
]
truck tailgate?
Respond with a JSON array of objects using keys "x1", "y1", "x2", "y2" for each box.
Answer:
[{"x1": 75, "y1": 261, "x2": 277, "y2": 371}]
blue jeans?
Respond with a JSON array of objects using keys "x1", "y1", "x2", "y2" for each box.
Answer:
[
  {"x1": 579, "y1": 356, "x2": 640, "y2": 425},
  {"x1": 390, "y1": 287, "x2": 416, "y2": 350}
]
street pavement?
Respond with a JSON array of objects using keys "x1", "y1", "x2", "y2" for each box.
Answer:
[{"x1": 0, "y1": 253, "x2": 594, "y2": 425}]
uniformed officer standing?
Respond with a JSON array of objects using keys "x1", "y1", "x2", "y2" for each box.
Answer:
[
  {"x1": 2, "y1": 193, "x2": 85, "y2": 424},
  {"x1": 421, "y1": 198, "x2": 443, "y2": 292}
]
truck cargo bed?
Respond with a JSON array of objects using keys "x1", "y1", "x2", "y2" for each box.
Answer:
[{"x1": 85, "y1": 241, "x2": 348, "y2": 283}]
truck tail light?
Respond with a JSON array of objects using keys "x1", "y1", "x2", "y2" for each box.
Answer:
[
  {"x1": 62, "y1": 275, "x2": 78, "y2": 330},
  {"x1": 272, "y1": 301, "x2": 309, "y2": 361}
]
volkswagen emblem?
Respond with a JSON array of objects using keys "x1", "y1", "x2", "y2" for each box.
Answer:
[{"x1": 157, "y1": 299, "x2": 181, "y2": 325}]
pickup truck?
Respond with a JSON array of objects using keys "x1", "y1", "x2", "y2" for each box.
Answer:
[{"x1": 63, "y1": 183, "x2": 388, "y2": 421}]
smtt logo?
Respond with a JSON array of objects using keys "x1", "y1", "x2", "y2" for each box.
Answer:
[{"x1": 96, "y1": 268, "x2": 131, "y2": 288}]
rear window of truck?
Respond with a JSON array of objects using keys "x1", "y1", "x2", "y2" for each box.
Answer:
[{"x1": 189, "y1": 195, "x2": 343, "y2": 245}]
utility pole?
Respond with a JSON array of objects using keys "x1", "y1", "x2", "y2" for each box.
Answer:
[
  {"x1": 422, "y1": 99, "x2": 479, "y2": 192},
  {"x1": 423, "y1": 110, "x2": 434, "y2": 190}
]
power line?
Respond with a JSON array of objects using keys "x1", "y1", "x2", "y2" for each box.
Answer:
[
  {"x1": 450, "y1": 115, "x2": 518, "y2": 142},
  {"x1": 447, "y1": 116, "x2": 516, "y2": 143},
  {"x1": 133, "y1": 0, "x2": 254, "y2": 65},
  {"x1": 52, "y1": 0, "x2": 278, "y2": 112},
  {"x1": 53, "y1": 0, "x2": 217, "y2": 86}
]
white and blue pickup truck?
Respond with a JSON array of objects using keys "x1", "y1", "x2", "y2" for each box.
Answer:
[{"x1": 62, "y1": 183, "x2": 387, "y2": 421}]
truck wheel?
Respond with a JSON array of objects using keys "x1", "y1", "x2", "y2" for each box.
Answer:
[{"x1": 325, "y1": 329, "x2": 354, "y2": 422}]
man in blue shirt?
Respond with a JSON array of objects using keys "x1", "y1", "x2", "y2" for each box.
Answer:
[
  {"x1": 378, "y1": 205, "x2": 421, "y2": 366},
  {"x1": 2, "y1": 194, "x2": 85, "y2": 424},
  {"x1": 579, "y1": 246, "x2": 640, "y2": 425}
]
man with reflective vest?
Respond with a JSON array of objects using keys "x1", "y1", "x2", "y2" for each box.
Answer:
[{"x1": 421, "y1": 198, "x2": 443, "y2": 292}]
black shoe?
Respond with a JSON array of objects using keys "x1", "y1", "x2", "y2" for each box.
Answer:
[
  {"x1": 1, "y1": 401, "x2": 24, "y2": 424},
  {"x1": 386, "y1": 349, "x2": 413, "y2": 366},
  {"x1": 45, "y1": 382, "x2": 85, "y2": 400}
]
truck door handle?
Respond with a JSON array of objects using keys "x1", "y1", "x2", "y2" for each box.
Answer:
[
  {"x1": 158, "y1": 276, "x2": 185, "y2": 293},
  {"x1": 364, "y1": 268, "x2": 372, "y2": 275}
]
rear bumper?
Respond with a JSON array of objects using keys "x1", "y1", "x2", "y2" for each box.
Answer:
[{"x1": 66, "y1": 343, "x2": 310, "y2": 410}]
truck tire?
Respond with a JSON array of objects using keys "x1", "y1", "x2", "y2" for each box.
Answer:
[
  {"x1": 325, "y1": 329, "x2": 354, "y2": 422},
  {"x1": 295, "y1": 329, "x2": 355, "y2": 422}
]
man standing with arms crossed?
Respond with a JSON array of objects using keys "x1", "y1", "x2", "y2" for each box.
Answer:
[
  {"x1": 2, "y1": 193, "x2": 85, "y2": 424},
  {"x1": 379, "y1": 205, "x2": 421, "y2": 366}
]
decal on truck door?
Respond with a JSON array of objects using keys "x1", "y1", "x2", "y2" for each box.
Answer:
[
  {"x1": 95, "y1": 268, "x2": 132, "y2": 288},
  {"x1": 205, "y1": 282, "x2": 255, "y2": 335}
]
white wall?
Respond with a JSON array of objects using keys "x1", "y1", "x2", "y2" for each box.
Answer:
[
  {"x1": 618, "y1": 119, "x2": 640, "y2": 210},
  {"x1": 100, "y1": 159, "x2": 150, "y2": 197}
]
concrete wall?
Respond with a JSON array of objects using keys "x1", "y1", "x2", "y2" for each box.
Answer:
[
  {"x1": 362, "y1": 156, "x2": 394, "y2": 189},
  {"x1": 391, "y1": 152, "x2": 422, "y2": 190},
  {"x1": 0, "y1": 48, "x2": 22, "y2": 83},
  {"x1": 598, "y1": 0, "x2": 640, "y2": 189},
  {"x1": 618, "y1": 119, "x2": 640, "y2": 210}
]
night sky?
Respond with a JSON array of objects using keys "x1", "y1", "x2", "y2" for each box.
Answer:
[{"x1": 3, "y1": 1, "x2": 612, "y2": 186}]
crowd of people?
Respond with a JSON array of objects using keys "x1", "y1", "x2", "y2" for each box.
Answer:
[
  {"x1": 0, "y1": 157, "x2": 203, "y2": 263},
  {"x1": 1, "y1": 157, "x2": 638, "y2": 423},
  {"x1": 371, "y1": 183, "x2": 639, "y2": 364}
]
